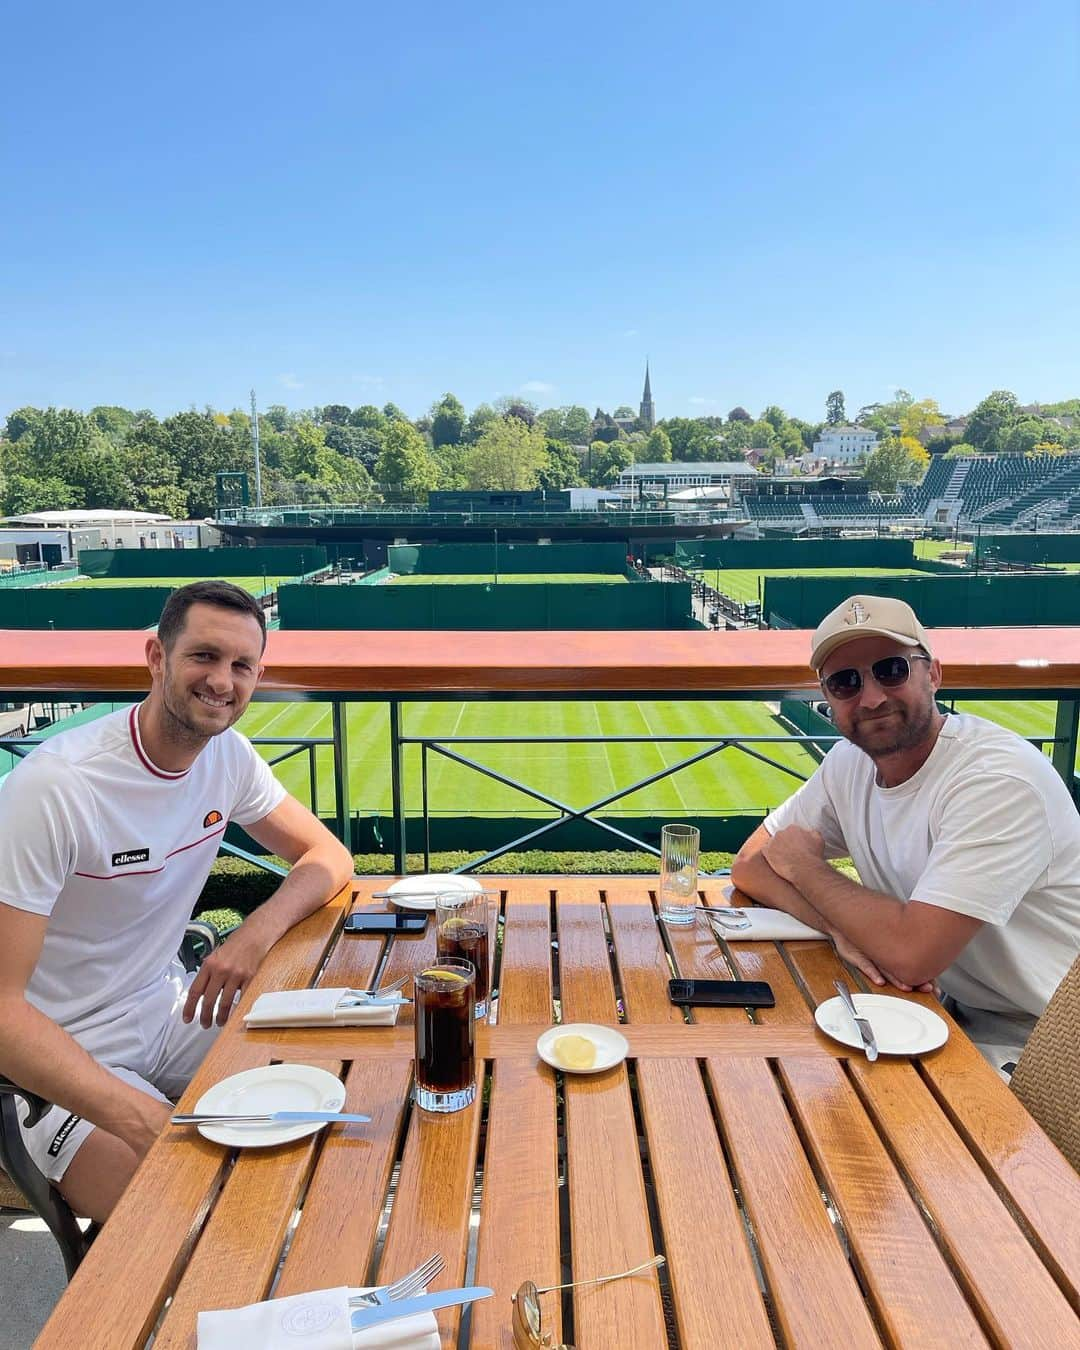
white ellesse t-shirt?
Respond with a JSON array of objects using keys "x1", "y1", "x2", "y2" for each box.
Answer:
[
  {"x1": 765, "y1": 713, "x2": 1080, "y2": 1018},
  {"x1": 0, "y1": 705, "x2": 286, "y2": 1048}
]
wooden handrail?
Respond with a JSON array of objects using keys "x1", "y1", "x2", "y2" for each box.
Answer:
[{"x1": 0, "y1": 627, "x2": 1078, "y2": 694}]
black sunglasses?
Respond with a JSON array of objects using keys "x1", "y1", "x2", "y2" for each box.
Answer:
[{"x1": 823, "y1": 654, "x2": 931, "y2": 701}]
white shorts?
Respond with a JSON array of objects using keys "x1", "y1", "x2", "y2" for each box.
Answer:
[{"x1": 17, "y1": 961, "x2": 223, "y2": 1183}]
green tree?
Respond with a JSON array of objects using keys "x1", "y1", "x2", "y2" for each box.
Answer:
[
  {"x1": 588, "y1": 440, "x2": 633, "y2": 487},
  {"x1": 644, "y1": 427, "x2": 672, "y2": 461},
  {"x1": 1, "y1": 473, "x2": 82, "y2": 514},
  {"x1": 432, "y1": 440, "x2": 471, "y2": 490},
  {"x1": 538, "y1": 438, "x2": 584, "y2": 489},
  {"x1": 760, "y1": 405, "x2": 787, "y2": 433},
  {"x1": 375, "y1": 420, "x2": 439, "y2": 497},
  {"x1": 727, "y1": 406, "x2": 751, "y2": 422},
  {"x1": 1001, "y1": 417, "x2": 1063, "y2": 456},
  {"x1": 538, "y1": 405, "x2": 591, "y2": 443},
  {"x1": 349, "y1": 404, "x2": 388, "y2": 432},
  {"x1": 466, "y1": 403, "x2": 498, "y2": 443},
  {"x1": 319, "y1": 404, "x2": 352, "y2": 426},
  {"x1": 863, "y1": 435, "x2": 925, "y2": 493},
  {"x1": 965, "y1": 390, "x2": 1019, "y2": 453},
  {"x1": 826, "y1": 390, "x2": 846, "y2": 425},
  {"x1": 613, "y1": 405, "x2": 635, "y2": 420},
  {"x1": 466, "y1": 417, "x2": 548, "y2": 490},
  {"x1": 90, "y1": 405, "x2": 137, "y2": 445},
  {"x1": 430, "y1": 393, "x2": 466, "y2": 447},
  {"x1": 661, "y1": 417, "x2": 719, "y2": 461},
  {"x1": 382, "y1": 402, "x2": 408, "y2": 422},
  {"x1": 589, "y1": 409, "x2": 621, "y2": 443},
  {"x1": 944, "y1": 441, "x2": 980, "y2": 457},
  {"x1": 323, "y1": 422, "x2": 381, "y2": 472}
]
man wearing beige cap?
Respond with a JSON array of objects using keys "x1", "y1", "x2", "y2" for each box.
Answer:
[{"x1": 731, "y1": 594, "x2": 1080, "y2": 1069}]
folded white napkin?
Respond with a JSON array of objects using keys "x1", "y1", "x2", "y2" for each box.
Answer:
[
  {"x1": 243, "y1": 989, "x2": 401, "y2": 1028},
  {"x1": 707, "y1": 907, "x2": 825, "y2": 941},
  {"x1": 197, "y1": 1285, "x2": 440, "y2": 1350}
]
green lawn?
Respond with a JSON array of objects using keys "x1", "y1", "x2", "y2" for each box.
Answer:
[
  {"x1": 914, "y1": 539, "x2": 970, "y2": 560},
  {"x1": 388, "y1": 573, "x2": 628, "y2": 585},
  {"x1": 59, "y1": 574, "x2": 296, "y2": 596},
  {"x1": 235, "y1": 696, "x2": 821, "y2": 818},
  {"x1": 698, "y1": 566, "x2": 927, "y2": 605}
]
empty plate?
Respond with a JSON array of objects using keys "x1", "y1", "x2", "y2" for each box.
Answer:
[
  {"x1": 815, "y1": 993, "x2": 948, "y2": 1056},
  {"x1": 191, "y1": 1063, "x2": 347, "y2": 1147},
  {"x1": 387, "y1": 873, "x2": 483, "y2": 912}
]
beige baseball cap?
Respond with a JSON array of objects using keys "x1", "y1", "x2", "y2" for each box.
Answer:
[{"x1": 810, "y1": 594, "x2": 933, "y2": 671}]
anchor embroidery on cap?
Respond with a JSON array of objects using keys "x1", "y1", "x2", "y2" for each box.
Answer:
[{"x1": 843, "y1": 600, "x2": 869, "y2": 626}]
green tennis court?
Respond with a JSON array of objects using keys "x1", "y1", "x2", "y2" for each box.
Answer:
[
  {"x1": 697, "y1": 567, "x2": 927, "y2": 605},
  {"x1": 388, "y1": 573, "x2": 628, "y2": 586},
  {"x1": 58, "y1": 575, "x2": 296, "y2": 596}
]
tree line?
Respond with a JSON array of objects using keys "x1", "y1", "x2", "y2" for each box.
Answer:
[{"x1": 1, "y1": 388, "x2": 1076, "y2": 517}]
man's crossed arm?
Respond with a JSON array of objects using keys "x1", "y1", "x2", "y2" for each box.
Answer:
[{"x1": 731, "y1": 823, "x2": 982, "y2": 990}]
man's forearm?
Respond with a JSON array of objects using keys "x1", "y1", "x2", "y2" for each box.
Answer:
[
  {"x1": 729, "y1": 850, "x2": 834, "y2": 933},
  {"x1": 241, "y1": 843, "x2": 352, "y2": 950},
  {"x1": 0, "y1": 997, "x2": 167, "y2": 1153},
  {"x1": 790, "y1": 857, "x2": 911, "y2": 959}
]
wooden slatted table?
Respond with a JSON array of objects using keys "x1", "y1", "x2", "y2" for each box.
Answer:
[{"x1": 35, "y1": 879, "x2": 1080, "y2": 1349}]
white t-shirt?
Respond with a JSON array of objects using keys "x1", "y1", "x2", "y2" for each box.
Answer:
[
  {"x1": 0, "y1": 704, "x2": 286, "y2": 1051},
  {"x1": 765, "y1": 713, "x2": 1080, "y2": 1019}
]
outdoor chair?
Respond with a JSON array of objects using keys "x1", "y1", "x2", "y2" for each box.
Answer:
[
  {"x1": 0, "y1": 915, "x2": 236, "y2": 1278},
  {"x1": 1009, "y1": 951, "x2": 1080, "y2": 1172}
]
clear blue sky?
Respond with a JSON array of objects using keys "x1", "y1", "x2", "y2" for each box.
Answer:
[{"x1": 3, "y1": 1, "x2": 1078, "y2": 424}]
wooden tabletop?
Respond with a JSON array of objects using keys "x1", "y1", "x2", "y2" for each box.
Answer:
[
  {"x1": 36, "y1": 879, "x2": 1080, "y2": 1350},
  {"x1": 3, "y1": 626, "x2": 1080, "y2": 694}
]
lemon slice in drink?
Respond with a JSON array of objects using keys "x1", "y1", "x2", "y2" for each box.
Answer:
[
  {"x1": 439, "y1": 916, "x2": 472, "y2": 939},
  {"x1": 552, "y1": 1034, "x2": 596, "y2": 1070},
  {"x1": 420, "y1": 967, "x2": 468, "y2": 984}
]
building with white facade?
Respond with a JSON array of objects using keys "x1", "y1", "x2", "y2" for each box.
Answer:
[{"x1": 811, "y1": 425, "x2": 878, "y2": 464}]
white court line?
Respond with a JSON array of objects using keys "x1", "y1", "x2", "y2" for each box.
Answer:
[{"x1": 636, "y1": 701, "x2": 690, "y2": 811}]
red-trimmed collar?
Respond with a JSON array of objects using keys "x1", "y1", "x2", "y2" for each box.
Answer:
[{"x1": 129, "y1": 704, "x2": 191, "y2": 780}]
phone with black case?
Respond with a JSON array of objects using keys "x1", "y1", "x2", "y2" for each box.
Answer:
[
  {"x1": 668, "y1": 978, "x2": 775, "y2": 1008},
  {"x1": 343, "y1": 912, "x2": 429, "y2": 935}
]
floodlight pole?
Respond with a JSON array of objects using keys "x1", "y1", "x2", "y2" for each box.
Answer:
[
  {"x1": 493, "y1": 527, "x2": 499, "y2": 585},
  {"x1": 250, "y1": 389, "x2": 264, "y2": 508}
]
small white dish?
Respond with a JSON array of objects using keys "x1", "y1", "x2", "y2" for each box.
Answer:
[
  {"x1": 387, "y1": 873, "x2": 483, "y2": 913},
  {"x1": 536, "y1": 1023, "x2": 629, "y2": 1074},
  {"x1": 815, "y1": 993, "x2": 949, "y2": 1056},
  {"x1": 191, "y1": 1063, "x2": 347, "y2": 1147}
]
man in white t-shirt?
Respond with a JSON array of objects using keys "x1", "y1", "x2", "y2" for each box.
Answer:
[
  {"x1": 0, "y1": 581, "x2": 353, "y2": 1220},
  {"x1": 731, "y1": 594, "x2": 1080, "y2": 1069}
]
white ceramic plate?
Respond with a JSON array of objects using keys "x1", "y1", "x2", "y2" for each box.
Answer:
[
  {"x1": 815, "y1": 993, "x2": 949, "y2": 1056},
  {"x1": 387, "y1": 873, "x2": 483, "y2": 913},
  {"x1": 536, "y1": 1023, "x2": 629, "y2": 1075},
  {"x1": 192, "y1": 1063, "x2": 347, "y2": 1147}
]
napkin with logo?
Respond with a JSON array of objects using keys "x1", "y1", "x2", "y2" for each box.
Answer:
[
  {"x1": 708, "y1": 907, "x2": 825, "y2": 941},
  {"x1": 243, "y1": 989, "x2": 401, "y2": 1028},
  {"x1": 197, "y1": 1285, "x2": 440, "y2": 1350}
]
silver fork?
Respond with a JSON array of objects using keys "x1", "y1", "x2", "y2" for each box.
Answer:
[
  {"x1": 348, "y1": 1253, "x2": 444, "y2": 1309},
  {"x1": 342, "y1": 973, "x2": 411, "y2": 1002}
]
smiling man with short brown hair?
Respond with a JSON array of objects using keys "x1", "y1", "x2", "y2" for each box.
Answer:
[
  {"x1": 0, "y1": 582, "x2": 353, "y2": 1220},
  {"x1": 732, "y1": 594, "x2": 1080, "y2": 1071}
]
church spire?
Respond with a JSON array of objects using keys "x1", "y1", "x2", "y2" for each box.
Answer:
[{"x1": 639, "y1": 362, "x2": 655, "y2": 430}]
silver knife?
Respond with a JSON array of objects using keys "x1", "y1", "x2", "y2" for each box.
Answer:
[
  {"x1": 833, "y1": 981, "x2": 879, "y2": 1061},
  {"x1": 350, "y1": 1286, "x2": 493, "y2": 1330},
  {"x1": 172, "y1": 1110, "x2": 372, "y2": 1125}
]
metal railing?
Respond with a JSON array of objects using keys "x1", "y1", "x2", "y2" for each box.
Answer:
[{"x1": 7, "y1": 685, "x2": 1073, "y2": 878}]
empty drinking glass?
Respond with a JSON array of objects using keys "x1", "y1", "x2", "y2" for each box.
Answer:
[{"x1": 658, "y1": 824, "x2": 700, "y2": 925}]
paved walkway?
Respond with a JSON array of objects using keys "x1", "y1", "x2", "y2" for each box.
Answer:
[{"x1": 0, "y1": 1208, "x2": 68, "y2": 1348}]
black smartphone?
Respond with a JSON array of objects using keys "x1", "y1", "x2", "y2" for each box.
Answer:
[
  {"x1": 343, "y1": 912, "x2": 429, "y2": 935},
  {"x1": 668, "y1": 978, "x2": 775, "y2": 1008}
]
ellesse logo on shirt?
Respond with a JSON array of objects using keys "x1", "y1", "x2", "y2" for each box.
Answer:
[
  {"x1": 204, "y1": 810, "x2": 223, "y2": 828},
  {"x1": 112, "y1": 848, "x2": 151, "y2": 867}
]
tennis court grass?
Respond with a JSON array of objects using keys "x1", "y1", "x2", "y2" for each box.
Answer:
[
  {"x1": 388, "y1": 573, "x2": 628, "y2": 585},
  {"x1": 698, "y1": 567, "x2": 927, "y2": 605},
  {"x1": 235, "y1": 696, "x2": 821, "y2": 818},
  {"x1": 59, "y1": 575, "x2": 296, "y2": 596}
]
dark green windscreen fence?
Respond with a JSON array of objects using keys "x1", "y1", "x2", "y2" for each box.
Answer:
[
  {"x1": 77, "y1": 546, "x2": 327, "y2": 578},
  {"x1": 980, "y1": 535, "x2": 1080, "y2": 565},
  {"x1": 764, "y1": 573, "x2": 1080, "y2": 629},
  {"x1": 279, "y1": 581, "x2": 694, "y2": 629},
  {"x1": 0, "y1": 588, "x2": 174, "y2": 628},
  {"x1": 387, "y1": 542, "x2": 630, "y2": 575},
  {"x1": 675, "y1": 538, "x2": 916, "y2": 569}
]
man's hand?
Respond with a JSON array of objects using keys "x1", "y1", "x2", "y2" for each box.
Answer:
[
  {"x1": 182, "y1": 926, "x2": 270, "y2": 1028},
  {"x1": 760, "y1": 825, "x2": 826, "y2": 884},
  {"x1": 126, "y1": 1096, "x2": 174, "y2": 1159},
  {"x1": 831, "y1": 931, "x2": 936, "y2": 995}
]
